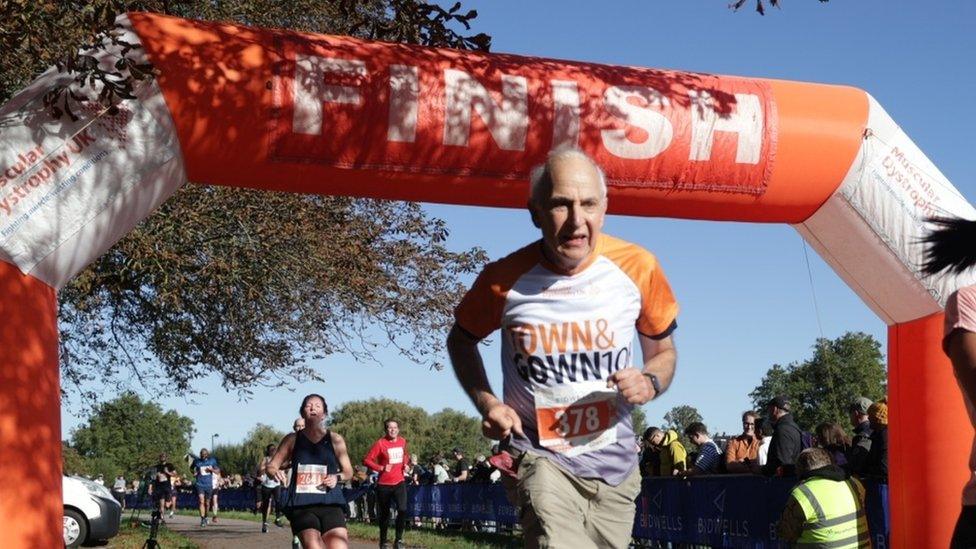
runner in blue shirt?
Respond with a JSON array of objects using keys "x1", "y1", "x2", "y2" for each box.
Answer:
[{"x1": 191, "y1": 448, "x2": 221, "y2": 527}]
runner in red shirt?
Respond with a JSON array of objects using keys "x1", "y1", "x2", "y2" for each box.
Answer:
[{"x1": 363, "y1": 419, "x2": 409, "y2": 548}]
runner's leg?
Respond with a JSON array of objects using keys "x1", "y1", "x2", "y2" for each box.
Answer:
[
  {"x1": 273, "y1": 485, "x2": 284, "y2": 525},
  {"x1": 376, "y1": 484, "x2": 393, "y2": 545},
  {"x1": 299, "y1": 529, "x2": 327, "y2": 549},
  {"x1": 211, "y1": 491, "x2": 219, "y2": 522},
  {"x1": 260, "y1": 486, "x2": 271, "y2": 523},
  {"x1": 197, "y1": 490, "x2": 206, "y2": 525},
  {"x1": 323, "y1": 526, "x2": 350, "y2": 549},
  {"x1": 393, "y1": 482, "x2": 408, "y2": 544},
  {"x1": 583, "y1": 467, "x2": 641, "y2": 549},
  {"x1": 516, "y1": 454, "x2": 599, "y2": 549}
]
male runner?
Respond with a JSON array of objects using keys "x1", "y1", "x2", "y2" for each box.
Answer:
[
  {"x1": 448, "y1": 148, "x2": 678, "y2": 548},
  {"x1": 191, "y1": 448, "x2": 221, "y2": 526},
  {"x1": 148, "y1": 454, "x2": 176, "y2": 523}
]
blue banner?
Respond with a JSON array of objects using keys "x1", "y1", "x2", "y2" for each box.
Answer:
[
  {"x1": 633, "y1": 476, "x2": 889, "y2": 548},
  {"x1": 125, "y1": 477, "x2": 889, "y2": 547}
]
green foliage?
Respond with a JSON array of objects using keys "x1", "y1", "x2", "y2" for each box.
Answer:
[
  {"x1": 425, "y1": 408, "x2": 490, "y2": 460},
  {"x1": 749, "y1": 332, "x2": 887, "y2": 431},
  {"x1": 211, "y1": 423, "x2": 286, "y2": 476},
  {"x1": 663, "y1": 404, "x2": 703, "y2": 432},
  {"x1": 328, "y1": 398, "x2": 490, "y2": 465},
  {"x1": 68, "y1": 392, "x2": 194, "y2": 479},
  {"x1": 62, "y1": 442, "x2": 88, "y2": 476},
  {"x1": 328, "y1": 398, "x2": 431, "y2": 465},
  {"x1": 631, "y1": 406, "x2": 648, "y2": 438},
  {"x1": 662, "y1": 404, "x2": 704, "y2": 449}
]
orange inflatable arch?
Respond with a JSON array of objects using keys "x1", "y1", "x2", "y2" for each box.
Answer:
[{"x1": 0, "y1": 12, "x2": 972, "y2": 548}]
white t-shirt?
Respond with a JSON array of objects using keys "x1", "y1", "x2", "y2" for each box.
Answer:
[
  {"x1": 455, "y1": 234, "x2": 678, "y2": 485},
  {"x1": 433, "y1": 464, "x2": 449, "y2": 484},
  {"x1": 943, "y1": 285, "x2": 976, "y2": 506},
  {"x1": 757, "y1": 436, "x2": 772, "y2": 467}
]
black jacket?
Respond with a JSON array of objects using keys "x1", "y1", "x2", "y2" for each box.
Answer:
[
  {"x1": 864, "y1": 425, "x2": 888, "y2": 480},
  {"x1": 763, "y1": 413, "x2": 803, "y2": 476},
  {"x1": 846, "y1": 420, "x2": 873, "y2": 475}
]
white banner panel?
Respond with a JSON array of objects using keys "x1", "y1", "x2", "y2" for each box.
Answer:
[
  {"x1": 797, "y1": 94, "x2": 976, "y2": 324},
  {"x1": 0, "y1": 15, "x2": 185, "y2": 289}
]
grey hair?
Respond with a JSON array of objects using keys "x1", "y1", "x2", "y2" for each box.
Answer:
[
  {"x1": 795, "y1": 447, "x2": 833, "y2": 475},
  {"x1": 528, "y1": 147, "x2": 608, "y2": 205}
]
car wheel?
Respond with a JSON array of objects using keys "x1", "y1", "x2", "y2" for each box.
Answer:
[{"x1": 63, "y1": 508, "x2": 88, "y2": 548}]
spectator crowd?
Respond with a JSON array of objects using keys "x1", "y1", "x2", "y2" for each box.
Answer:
[{"x1": 638, "y1": 395, "x2": 888, "y2": 482}]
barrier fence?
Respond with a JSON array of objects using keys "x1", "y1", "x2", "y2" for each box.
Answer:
[{"x1": 127, "y1": 476, "x2": 889, "y2": 547}]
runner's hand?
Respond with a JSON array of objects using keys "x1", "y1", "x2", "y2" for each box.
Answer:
[
  {"x1": 482, "y1": 402, "x2": 524, "y2": 440},
  {"x1": 607, "y1": 368, "x2": 656, "y2": 405},
  {"x1": 323, "y1": 475, "x2": 338, "y2": 489},
  {"x1": 384, "y1": 464, "x2": 392, "y2": 472},
  {"x1": 273, "y1": 470, "x2": 288, "y2": 484}
]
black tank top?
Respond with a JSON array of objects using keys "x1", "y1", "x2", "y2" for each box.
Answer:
[{"x1": 284, "y1": 430, "x2": 346, "y2": 507}]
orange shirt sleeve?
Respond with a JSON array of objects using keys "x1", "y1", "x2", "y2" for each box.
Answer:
[
  {"x1": 603, "y1": 236, "x2": 679, "y2": 338},
  {"x1": 453, "y1": 243, "x2": 540, "y2": 340},
  {"x1": 636, "y1": 255, "x2": 678, "y2": 338},
  {"x1": 454, "y1": 264, "x2": 505, "y2": 340}
]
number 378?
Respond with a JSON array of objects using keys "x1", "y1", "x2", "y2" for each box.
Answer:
[{"x1": 554, "y1": 405, "x2": 603, "y2": 437}]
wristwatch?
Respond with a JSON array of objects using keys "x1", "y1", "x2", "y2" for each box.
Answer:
[{"x1": 642, "y1": 372, "x2": 663, "y2": 397}]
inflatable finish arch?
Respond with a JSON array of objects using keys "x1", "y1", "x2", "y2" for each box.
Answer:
[{"x1": 1, "y1": 12, "x2": 972, "y2": 547}]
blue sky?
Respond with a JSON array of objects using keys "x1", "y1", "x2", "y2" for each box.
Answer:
[{"x1": 62, "y1": 1, "x2": 976, "y2": 449}]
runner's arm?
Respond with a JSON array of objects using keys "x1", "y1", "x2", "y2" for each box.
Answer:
[
  {"x1": 447, "y1": 324, "x2": 499, "y2": 415},
  {"x1": 267, "y1": 433, "x2": 296, "y2": 483},
  {"x1": 639, "y1": 333, "x2": 676, "y2": 392},
  {"x1": 363, "y1": 440, "x2": 384, "y2": 473},
  {"x1": 447, "y1": 323, "x2": 523, "y2": 439},
  {"x1": 401, "y1": 441, "x2": 409, "y2": 477},
  {"x1": 331, "y1": 432, "x2": 355, "y2": 481},
  {"x1": 607, "y1": 333, "x2": 676, "y2": 404}
]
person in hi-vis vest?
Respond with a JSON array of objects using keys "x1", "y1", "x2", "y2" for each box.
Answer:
[{"x1": 777, "y1": 447, "x2": 871, "y2": 548}]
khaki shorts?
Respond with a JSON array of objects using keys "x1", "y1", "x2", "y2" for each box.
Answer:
[{"x1": 503, "y1": 452, "x2": 641, "y2": 549}]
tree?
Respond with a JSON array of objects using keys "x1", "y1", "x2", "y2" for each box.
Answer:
[
  {"x1": 424, "y1": 408, "x2": 490, "y2": 461},
  {"x1": 663, "y1": 405, "x2": 704, "y2": 433},
  {"x1": 326, "y1": 398, "x2": 489, "y2": 465},
  {"x1": 631, "y1": 406, "x2": 648, "y2": 438},
  {"x1": 328, "y1": 398, "x2": 432, "y2": 466},
  {"x1": 62, "y1": 443, "x2": 88, "y2": 477},
  {"x1": 211, "y1": 423, "x2": 285, "y2": 476},
  {"x1": 748, "y1": 363, "x2": 791, "y2": 411},
  {"x1": 69, "y1": 392, "x2": 195, "y2": 480},
  {"x1": 1, "y1": 2, "x2": 491, "y2": 403},
  {"x1": 749, "y1": 332, "x2": 887, "y2": 431},
  {"x1": 663, "y1": 404, "x2": 704, "y2": 449}
]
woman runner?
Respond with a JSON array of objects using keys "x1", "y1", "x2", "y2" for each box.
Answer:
[{"x1": 268, "y1": 394, "x2": 353, "y2": 549}]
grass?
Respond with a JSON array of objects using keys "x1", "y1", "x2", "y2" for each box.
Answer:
[
  {"x1": 110, "y1": 518, "x2": 200, "y2": 548},
  {"x1": 169, "y1": 508, "x2": 519, "y2": 547}
]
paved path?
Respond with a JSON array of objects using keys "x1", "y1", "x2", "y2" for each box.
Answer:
[{"x1": 158, "y1": 514, "x2": 375, "y2": 549}]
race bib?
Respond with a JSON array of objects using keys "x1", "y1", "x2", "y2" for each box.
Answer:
[
  {"x1": 295, "y1": 464, "x2": 332, "y2": 494},
  {"x1": 535, "y1": 380, "x2": 618, "y2": 457},
  {"x1": 388, "y1": 447, "x2": 404, "y2": 465}
]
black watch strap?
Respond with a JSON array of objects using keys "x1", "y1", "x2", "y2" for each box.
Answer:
[{"x1": 642, "y1": 372, "x2": 663, "y2": 397}]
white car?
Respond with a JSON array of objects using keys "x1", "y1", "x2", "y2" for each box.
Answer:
[{"x1": 63, "y1": 475, "x2": 122, "y2": 548}]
